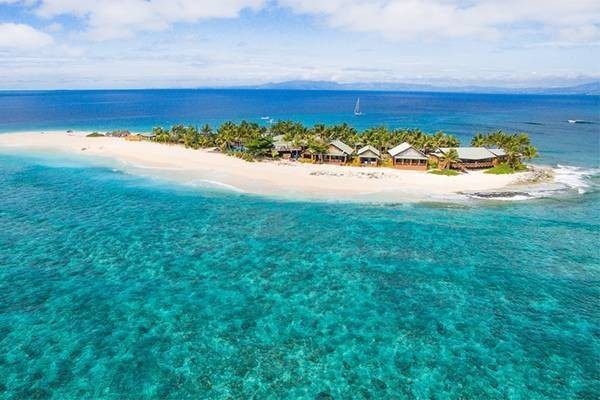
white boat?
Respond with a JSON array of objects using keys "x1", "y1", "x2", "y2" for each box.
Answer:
[
  {"x1": 260, "y1": 116, "x2": 270, "y2": 120},
  {"x1": 354, "y1": 98, "x2": 363, "y2": 116}
]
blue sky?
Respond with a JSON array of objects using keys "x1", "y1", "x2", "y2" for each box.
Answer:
[{"x1": 0, "y1": 0, "x2": 598, "y2": 89}]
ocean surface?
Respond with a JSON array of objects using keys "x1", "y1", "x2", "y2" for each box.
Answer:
[{"x1": 0, "y1": 90, "x2": 599, "y2": 399}]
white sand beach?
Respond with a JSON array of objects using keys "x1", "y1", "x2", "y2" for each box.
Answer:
[{"x1": 0, "y1": 131, "x2": 547, "y2": 202}]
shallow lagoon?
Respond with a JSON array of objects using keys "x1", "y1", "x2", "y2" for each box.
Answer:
[
  {"x1": 0, "y1": 90, "x2": 598, "y2": 398},
  {"x1": 1, "y1": 154, "x2": 598, "y2": 399}
]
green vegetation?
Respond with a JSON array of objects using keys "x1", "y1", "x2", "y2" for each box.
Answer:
[
  {"x1": 246, "y1": 136, "x2": 274, "y2": 157},
  {"x1": 471, "y1": 130, "x2": 538, "y2": 169},
  {"x1": 429, "y1": 169, "x2": 460, "y2": 176},
  {"x1": 485, "y1": 163, "x2": 528, "y2": 174},
  {"x1": 440, "y1": 148, "x2": 459, "y2": 170},
  {"x1": 86, "y1": 132, "x2": 104, "y2": 137},
  {"x1": 147, "y1": 120, "x2": 461, "y2": 162},
  {"x1": 142, "y1": 120, "x2": 537, "y2": 167}
]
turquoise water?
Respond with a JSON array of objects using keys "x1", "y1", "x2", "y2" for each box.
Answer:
[
  {"x1": 0, "y1": 90, "x2": 599, "y2": 399},
  {"x1": 1, "y1": 90, "x2": 599, "y2": 166},
  {"x1": 1, "y1": 154, "x2": 598, "y2": 399}
]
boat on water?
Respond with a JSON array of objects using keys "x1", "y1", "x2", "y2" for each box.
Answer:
[
  {"x1": 354, "y1": 98, "x2": 363, "y2": 116},
  {"x1": 568, "y1": 119, "x2": 591, "y2": 124},
  {"x1": 261, "y1": 116, "x2": 270, "y2": 120}
]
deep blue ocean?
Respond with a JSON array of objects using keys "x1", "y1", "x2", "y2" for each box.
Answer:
[{"x1": 0, "y1": 90, "x2": 599, "y2": 399}]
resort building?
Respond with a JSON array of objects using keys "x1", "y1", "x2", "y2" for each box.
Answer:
[
  {"x1": 357, "y1": 145, "x2": 381, "y2": 166},
  {"x1": 430, "y1": 147, "x2": 501, "y2": 169},
  {"x1": 318, "y1": 139, "x2": 354, "y2": 164},
  {"x1": 388, "y1": 142, "x2": 428, "y2": 170},
  {"x1": 125, "y1": 132, "x2": 155, "y2": 141},
  {"x1": 488, "y1": 148, "x2": 508, "y2": 163},
  {"x1": 273, "y1": 134, "x2": 301, "y2": 159}
]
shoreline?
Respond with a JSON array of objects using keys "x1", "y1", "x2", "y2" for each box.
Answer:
[{"x1": 0, "y1": 131, "x2": 553, "y2": 202}]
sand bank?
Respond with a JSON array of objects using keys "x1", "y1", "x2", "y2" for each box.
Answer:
[{"x1": 0, "y1": 131, "x2": 545, "y2": 202}]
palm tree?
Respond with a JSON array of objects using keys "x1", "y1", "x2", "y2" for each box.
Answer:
[
  {"x1": 306, "y1": 138, "x2": 329, "y2": 162},
  {"x1": 200, "y1": 124, "x2": 212, "y2": 136},
  {"x1": 471, "y1": 133, "x2": 485, "y2": 147},
  {"x1": 153, "y1": 127, "x2": 170, "y2": 144},
  {"x1": 182, "y1": 125, "x2": 199, "y2": 148},
  {"x1": 441, "y1": 149, "x2": 460, "y2": 170},
  {"x1": 216, "y1": 121, "x2": 238, "y2": 151},
  {"x1": 313, "y1": 124, "x2": 329, "y2": 140},
  {"x1": 522, "y1": 145, "x2": 538, "y2": 161},
  {"x1": 169, "y1": 124, "x2": 187, "y2": 144},
  {"x1": 246, "y1": 136, "x2": 274, "y2": 158},
  {"x1": 198, "y1": 124, "x2": 215, "y2": 147}
]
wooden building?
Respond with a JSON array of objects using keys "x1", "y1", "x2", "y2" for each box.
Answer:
[
  {"x1": 273, "y1": 134, "x2": 301, "y2": 159},
  {"x1": 430, "y1": 147, "x2": 500, "y2": 169},
  {"x1": 317, "y1": 139, "x2": 354, "y2": 164},
  {"x1": 357, "y1": 145, "x2": 381, "y2": 166},
  {"x1": 387, "y1": 142, "x2": 428, "y2": 170}
]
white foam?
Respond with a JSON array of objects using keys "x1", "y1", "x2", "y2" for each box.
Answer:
[
  {"x1": 553, "y1": 164, "x2": 598, "y2": 194},
  {"x1": 470, "y1": 194, "x2": 534, "y2": 201},
  {"x1": 187, "y1": 179, "x2": 246, "y2": 193}
]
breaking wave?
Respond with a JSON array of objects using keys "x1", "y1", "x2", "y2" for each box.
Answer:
[
  {"x1": 552, "y1": 164, "x2": 598, "y2": 194},
  {"x1": 467, "y1": 165, "x2": 598, "y2": 201}
]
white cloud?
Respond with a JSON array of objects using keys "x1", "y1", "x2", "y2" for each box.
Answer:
[
  {"x1": 46, "y1": 22, "x2": 63, "y2": 32},
  {"x1": 0, "y1": 0, "x2": 598, "y2": 88},
  {"x1": 280, "y1": 0, "x2": 600, "y2": 43},
  {"x1": 4, "y1": 0, "x2": 599, "y2": 44},
  {"x1": 33, "y1": 0, "x2": 267, "y2": 40},
  {"x1": 0, "y1": 23, "x2": 54, "y2": 49}
]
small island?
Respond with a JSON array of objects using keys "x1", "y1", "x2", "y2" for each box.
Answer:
[
  {"x1": 1, "y1": 122, "x2": 546, "y2": 202},
  {"x1": 118, "y1": 120, "x2": 539, "y2": 173}
]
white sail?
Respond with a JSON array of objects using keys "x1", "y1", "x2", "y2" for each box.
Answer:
[{"x1": 354, "y1": 98, "x2": 362, "y2": 116}]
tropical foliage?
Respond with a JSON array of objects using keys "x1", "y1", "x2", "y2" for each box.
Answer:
[
  {"x1": 484, "y1": 162, "x2": 528, "y2": 174},
  {"x1": 429, "y1": 169, "x2": 460, "y2": 176},
  {"x1": 440, "y1": 148, "x2": 459, "y2": 170},
  {"x1": 145, "y1": 120, "x2": 537, "y2": 168},
  {"x1": 471, "y1": 130, "x2": 538, "y2": 168}
]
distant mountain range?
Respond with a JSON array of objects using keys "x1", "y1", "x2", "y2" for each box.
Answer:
[{"x1": 237, "y1": 80, "x2": 600, "y2": 95}]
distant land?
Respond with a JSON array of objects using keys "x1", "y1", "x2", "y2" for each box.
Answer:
[{"x1": 233, "y1": 80, "x2": 600, "y2": 95}]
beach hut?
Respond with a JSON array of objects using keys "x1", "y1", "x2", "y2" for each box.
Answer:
[
  {"x1": 388, "y1": 142, "x2": 428, "y2": 170},
  {"x1": 125, "y1": 132, "x2": 156, "y2": 142},
  {"x1": 139, "y1": 132, "x2": 156, "y2": 141},
  {"x1": 273, "y1": 134, "x2": 301, "y2": 159},
  {"x1": 357, "y1": 145, "x2": 381, "y2": 166},
  {"x1": 320, "y1": 139, "x2": 354, "y2": 164},
  {"x1": 488, "y1": 148, "x2": 507, "y2": 163},
  {"x1": 431, "y1": 147, "x2": 499, "y2": 169}
]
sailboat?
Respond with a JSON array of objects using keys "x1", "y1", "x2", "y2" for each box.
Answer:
[{"x1": 354, "y1": 98, "x2": 363, "y2": 116}]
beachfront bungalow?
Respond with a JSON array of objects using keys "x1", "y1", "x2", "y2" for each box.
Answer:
[
  {"x1": 430, "y1": 147, "x2": 500, "y2": 170},
  {"x1": 308, "y1": 139, "x2": 354, "y2": 164},
  {"x1": 125, "y1": 132, "x2": 156, "y2": 142},
  {"x1": 273, "y1": 134, "x2": 301, "y2": 159},
  {"x1": 387, "y1": 142, "x2": 428, "y2": 170},
  {"x1": 488, "y1": 148, "x2": 508, "y2": 163},
  {"x1": 106, "y1": 130, "x2": 131, "y2": 138},
  {"x1": 357, "y1": 145, "x2": 381, "y2": 166}
]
